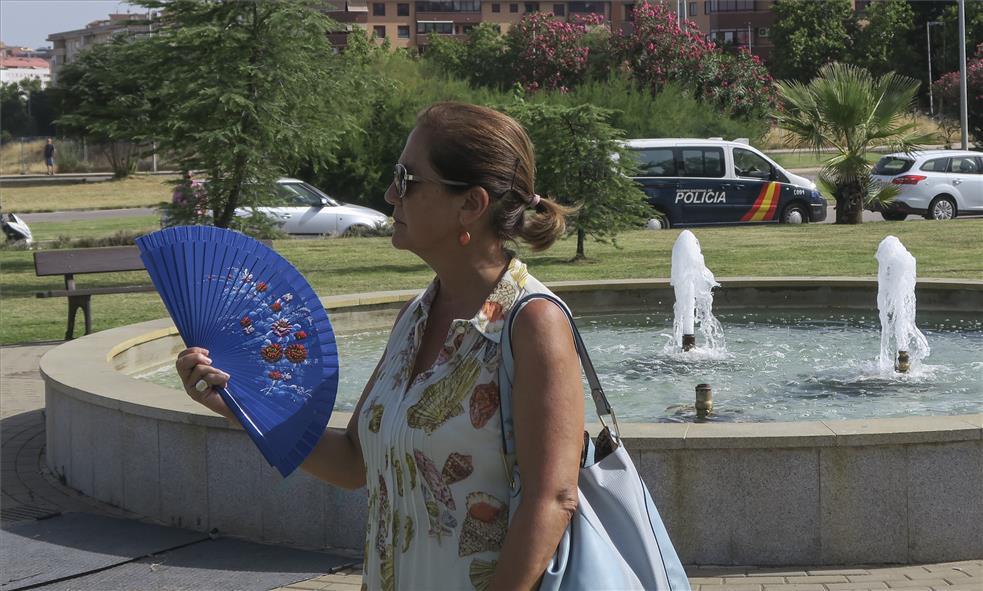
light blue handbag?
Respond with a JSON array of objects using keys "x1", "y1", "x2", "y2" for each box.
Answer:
[{"x1": 499, "y1": 292, "x2": 691, "y2": 591}]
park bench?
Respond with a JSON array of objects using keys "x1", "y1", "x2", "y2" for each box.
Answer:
[{"x1": 34, "y1": 246, "x2": 156, "y2": 340}]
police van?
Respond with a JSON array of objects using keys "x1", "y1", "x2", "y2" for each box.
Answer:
[{"x1": 625, "y1": 138, "x2": 827, "y2": 227}]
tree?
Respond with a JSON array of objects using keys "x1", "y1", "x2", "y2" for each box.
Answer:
[
  {"x1": 136, "y1": 0, "x2": 356, "y2": 229},
  {"x1": 55, "y1": 40, "x2": 156, "y2": 177},
  {"x1": 851, "y1": 0, "x2": 915, "y2": 78},
  {"x1": 774, "y1": 63, "x2": 932, "y2": 224},
  {"x1": 425, "y1": 23, "x2": 510, "y2": 90},
  {"x1": 933, "y1": 42, "x2": 983, "y2": 146},
  {"x1": 506, "y1": 102, "x2": 651, "y2": 260},
  {"x1": 769, "y1": 0, "x2": 853, "y2": 82},
  {"x1": 504, "y1": 13, "x2": 603, "y2": 92},
  {"x1": 611, "y1": 1, "x2": 776, "y2": 118}
]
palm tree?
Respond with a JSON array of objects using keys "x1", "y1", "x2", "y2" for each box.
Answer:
[{"x1": 773, "y1": 63, "x2": 933, "y2": 224}]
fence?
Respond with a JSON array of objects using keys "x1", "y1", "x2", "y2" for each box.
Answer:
[{"x1": 0, "y1": 137, "x2": 175, "y2": 175}]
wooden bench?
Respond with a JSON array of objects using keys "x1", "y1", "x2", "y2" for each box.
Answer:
[{"x1": 34, "y1": 246, "x2": 156, "y2": 340}]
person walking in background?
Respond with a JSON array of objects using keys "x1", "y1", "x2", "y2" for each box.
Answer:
[{"x1": 43, "y1": 138, "x2": 55, "y2": 176}]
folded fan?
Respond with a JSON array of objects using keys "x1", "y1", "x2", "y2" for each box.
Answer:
[{"x1": 136, "y1": 226, "x2": 339, "y2": 477}]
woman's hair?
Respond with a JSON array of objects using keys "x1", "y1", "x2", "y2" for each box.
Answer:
[{"x1": 414, "y1": 102, "x2": 574, "y2": 252}]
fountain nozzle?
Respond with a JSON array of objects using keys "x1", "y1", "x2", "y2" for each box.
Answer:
[
  {"x1": 895, "y1": 350, "x2": 910, "y2": 373},
  {"x1": 695, "y1": 384, "x2": 713, "y2": 419},
  {"x1": 682, "y1": 334, "x2": 696, "y2": 351}
]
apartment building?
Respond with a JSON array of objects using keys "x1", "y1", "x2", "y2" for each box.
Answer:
[
  {"x1": 47, "y1": 13, "x2": 154, "y2": 84},
  {"x1": 324, "y1": 0, "x2": 782, "y2": 57}
]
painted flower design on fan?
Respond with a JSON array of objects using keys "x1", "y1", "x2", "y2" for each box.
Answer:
[
  {"x1": 271, "y1": 318, "x2": 293, "y2": 337},
  {"x1": 285, "y1": 343, "x2": 308, "y2": 363},
  {"x1": 261, "y1": 343, "x2": 283, "y2": 362}
]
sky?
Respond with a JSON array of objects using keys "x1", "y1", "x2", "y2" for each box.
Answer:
[{"x1": 1, "y1": 0, "x2": 136, "y2": 49}]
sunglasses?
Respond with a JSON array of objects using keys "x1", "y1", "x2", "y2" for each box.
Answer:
[{"x1": 392, "y1": 163, "x2": 469, "y2": 200}]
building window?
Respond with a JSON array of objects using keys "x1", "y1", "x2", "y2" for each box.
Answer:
[
  {"x1": 553, "y1": 3, "x2": 565, "y2": 15},
  {"x1": 492, "y1": 2, "x2": 501, "y2": 11},
  {"x1": 625, "y1": 3, "x2": 635, "y2": 20},
  {"x1": 710, "y1": 0, "x2": 756, "y2": 13},
  {"x1": 524, "y1": 2, "x2": 539, "y2": 12},
  {"x1": 398, "y1": 3, "x2": 410, "y2": 15},
  {"x1": 417, "y1": 21, "x2": 454, "y2": 34},
  {"x1": 704, "y1": 0, "x2": 711, "y2": 14},
  {"x1": 415, "y1": 1, "x2": 481, "y2": 11},
  {"x1": 510, "y1": 2, "x2": 518, "y2": 11},
  {"x1": 568, "y1": 2, "x2": 603, "y2": 14},
  {"x1": 758, "y1": 27, "x2": 768, "y2": 37},
  {"x1": 373, "y1": 2, "x2": 385, "y2": 15},
  {"x1": 398, "y1": 24, "x2": 410, "y2": 37},
  {"x1": 688, "y1": 2, "x2": 696, "y2": 16},
  {"x1": 373, "y1": 25, "x2": 386, "y2": 38}
]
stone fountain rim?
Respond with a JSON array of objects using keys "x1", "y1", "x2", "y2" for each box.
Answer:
[{"x1": 39, "y1": 276, "x2": 983, "y2": 451}]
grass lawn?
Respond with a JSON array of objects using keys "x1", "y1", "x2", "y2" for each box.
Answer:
[
  {"x1": 0, "y1": 175, "x2": 176, "y2": 213},
  {"x1": 2, "y1": 221, "x2": 981, "y2": 345},
  {"x1": 27, "y1": 215, "x2": 161, "y2": 243},
  {"x1": 765, "y1": 151, "x2": 882, "y2": 170}
]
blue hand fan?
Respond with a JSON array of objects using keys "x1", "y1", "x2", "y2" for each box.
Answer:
[{"x1": 136, "y1": 226, "x2": 339, "y2": 478}]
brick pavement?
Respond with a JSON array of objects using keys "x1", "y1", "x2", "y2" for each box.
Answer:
[{"x1": 3, "y1": 344, "x2": 980, "y2": 591}]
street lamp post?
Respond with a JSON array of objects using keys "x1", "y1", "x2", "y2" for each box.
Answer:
[
  {"x1": 957, "y1": 0, "x2": 969, "y2": 149},
  {"x1": 926, "y1": 21, "x2": 942, "y2": 116}
]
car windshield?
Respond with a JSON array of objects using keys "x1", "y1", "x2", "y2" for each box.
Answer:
[
  {"x1": 873, "y1": 157, "x2": 914, "y2": 175},
  {"x1": 274, "y1": 183, "x2": 339, "y2": 207}
]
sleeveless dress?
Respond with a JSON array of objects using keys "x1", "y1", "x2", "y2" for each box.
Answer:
[{"x1": 356, "y1": 258, "x2": 553, "y2": 591}]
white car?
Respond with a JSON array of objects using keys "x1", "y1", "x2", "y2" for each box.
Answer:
[
  {"x1": 243, "y1": 178, "x2": 390, "y2": 235},
  {"x1": 870, "y1": 151, "x2": 983, "y2": 221}
]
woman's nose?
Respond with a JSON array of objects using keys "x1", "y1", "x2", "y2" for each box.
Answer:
[{"x1": 384, "y1": 181, "x2": 399, "y2": 207}]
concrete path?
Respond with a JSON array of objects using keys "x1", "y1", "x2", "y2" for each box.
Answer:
[{"x1": 2, "y1": 344, "x2": 979, "y2": 590}]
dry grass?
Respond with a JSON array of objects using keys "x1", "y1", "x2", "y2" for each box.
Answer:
[
  {"x1": 0, "y1": 175, "x2": 178, "y2": 212},
  {"x1": 0, "y1": 139, "x2": 48, "y2": 175},
  {"x1": 758, "y1": 114, "x2": 946, "y2": 151}
]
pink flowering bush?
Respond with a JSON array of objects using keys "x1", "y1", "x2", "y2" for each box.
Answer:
[
  {"x1": 933, "y1": 42, "x2": 983, "y2": 145},
  {"x1": 612, "y1": 1, "x2": 776, "y2": 117},
  {"x1": 505, "y1": 13, "x2": 604, "y2": 92}
]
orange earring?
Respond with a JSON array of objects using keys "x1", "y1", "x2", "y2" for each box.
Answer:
[{"x1": 458, "y1": 230, "x2": 471, "y2": 247}]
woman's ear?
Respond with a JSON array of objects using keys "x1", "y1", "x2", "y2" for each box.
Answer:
[{"x1": 458, "y1": 185, "x2": 491, "y2": 226}]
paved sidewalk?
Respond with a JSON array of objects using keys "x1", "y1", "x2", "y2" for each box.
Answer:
[{"x1": 3, "y1": 344, "x2": 980, "y2": 591}]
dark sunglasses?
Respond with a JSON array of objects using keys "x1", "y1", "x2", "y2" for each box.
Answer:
[{"x1": 392, "y1": 163, "x2": 469, "y2": 200}]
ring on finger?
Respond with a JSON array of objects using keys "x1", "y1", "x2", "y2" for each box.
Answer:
[{"x1": 194, "y1": 379, "x2": 209, "y2": 393}]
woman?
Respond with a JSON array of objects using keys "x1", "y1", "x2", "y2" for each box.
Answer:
[{"x1": 176, "y1": 102, "x2": 584, "y2": 590}]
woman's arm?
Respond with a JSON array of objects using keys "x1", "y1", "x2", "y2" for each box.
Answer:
[
  {"x1": 176, "y1": 298, "x2": 414, "y2": 491},
  {"x1": 489, "y1": 299, "x2": 585, "y2": 591}
]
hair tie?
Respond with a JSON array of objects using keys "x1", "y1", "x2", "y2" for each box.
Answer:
[{"x1": 527, "y1": 193, "x2": 541, "y2": 209}]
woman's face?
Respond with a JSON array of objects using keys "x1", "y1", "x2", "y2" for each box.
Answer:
[{"x1": 385, "y1": 127, "x2": 465, "y2": 256}]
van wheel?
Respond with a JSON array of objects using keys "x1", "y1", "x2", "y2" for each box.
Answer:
[
  {"x1": 780, "y1": 203, "x2": 807, "y2": 224},
  {"x1": 925, "y1": 196, "x2": 956, "y2": 220}
]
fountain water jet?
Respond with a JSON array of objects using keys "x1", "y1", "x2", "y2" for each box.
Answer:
[
  {"x1": 876, "y1": 236, "x2": 930, "y2": 373},
  {"x1": 669, "y1": 230, "x2": 725, "y2": 353}
]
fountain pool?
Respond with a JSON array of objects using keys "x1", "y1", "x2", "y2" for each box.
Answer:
[{"x1": 137, "y1": 308, "x2": 983, "y2": 423}]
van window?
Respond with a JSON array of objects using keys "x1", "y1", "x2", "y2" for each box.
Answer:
[
  {"x1": 630, "y1": 148, "x2": 676, "y2": 177},
  {"x1": 680, "y1": 148, "x2": 725, "y2": 178},
  {"x1": 873, "y1": 156, "x2": 914, "y2": 175},
  {"x1": 920, "y1": 157, "x2": 950, "y2": 172},
  {"x1": 734, "y1": 148, "x2": 774, "y2": 180}
]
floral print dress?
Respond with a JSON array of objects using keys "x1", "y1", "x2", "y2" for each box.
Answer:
[{"x1": 356, "y1": 258, "x2": 550, "y2": 591}]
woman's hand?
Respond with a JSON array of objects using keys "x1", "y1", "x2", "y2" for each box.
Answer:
[{"x1": 175, "y1": 347, "x2": 236, "y2": 423}]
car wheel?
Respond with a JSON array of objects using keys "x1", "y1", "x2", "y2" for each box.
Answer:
[
  {"x1": 880, "y1": 211, "x2": 907, "y2": 221},
  {"x1": 926, "y1": 196, "x2": 956, "y2": 220},
  {"x1": 780, "y1": 203, "x2": 807, "y2": 224}
]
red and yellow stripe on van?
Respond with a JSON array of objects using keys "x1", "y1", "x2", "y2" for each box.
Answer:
[{"x1": 741, "y1": 182, "x2": 781, "y2": 222}]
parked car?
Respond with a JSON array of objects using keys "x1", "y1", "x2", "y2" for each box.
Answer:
[
  {"x1": 869, "y1": 150, "x2": 983, "y2": 221},
  {"x1": 623, "y1": 138, "x2": 827, "y2": 227},
  {"x1": 249, "y1": 178, "x2": 390, "y2": 235},
  {"x1": 162, "y1": 178, "x2": 391, "y2": 235}
]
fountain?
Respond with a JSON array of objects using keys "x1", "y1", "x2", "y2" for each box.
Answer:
[
  {"x1": 876, "y1": 236, "x2": 930, "y2": 374},
  {"x1": 668, "y1": 230, "x2": 725, "y2": 353}
]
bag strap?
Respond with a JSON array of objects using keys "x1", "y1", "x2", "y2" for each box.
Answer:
[{"x1": 498, "y1": 293, "x2": 620, "y2": 474}]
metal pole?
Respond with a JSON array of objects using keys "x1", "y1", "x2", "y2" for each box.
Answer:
[
  {"x1": 927, "y1": 21, "x2": 934, "y2": 115},
  {"x1": 957, "y1": 0, "x2": 969, "y2": 149},
  {"x1": 748, "y1": 22, "x2": 752, "y2": 51}
]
